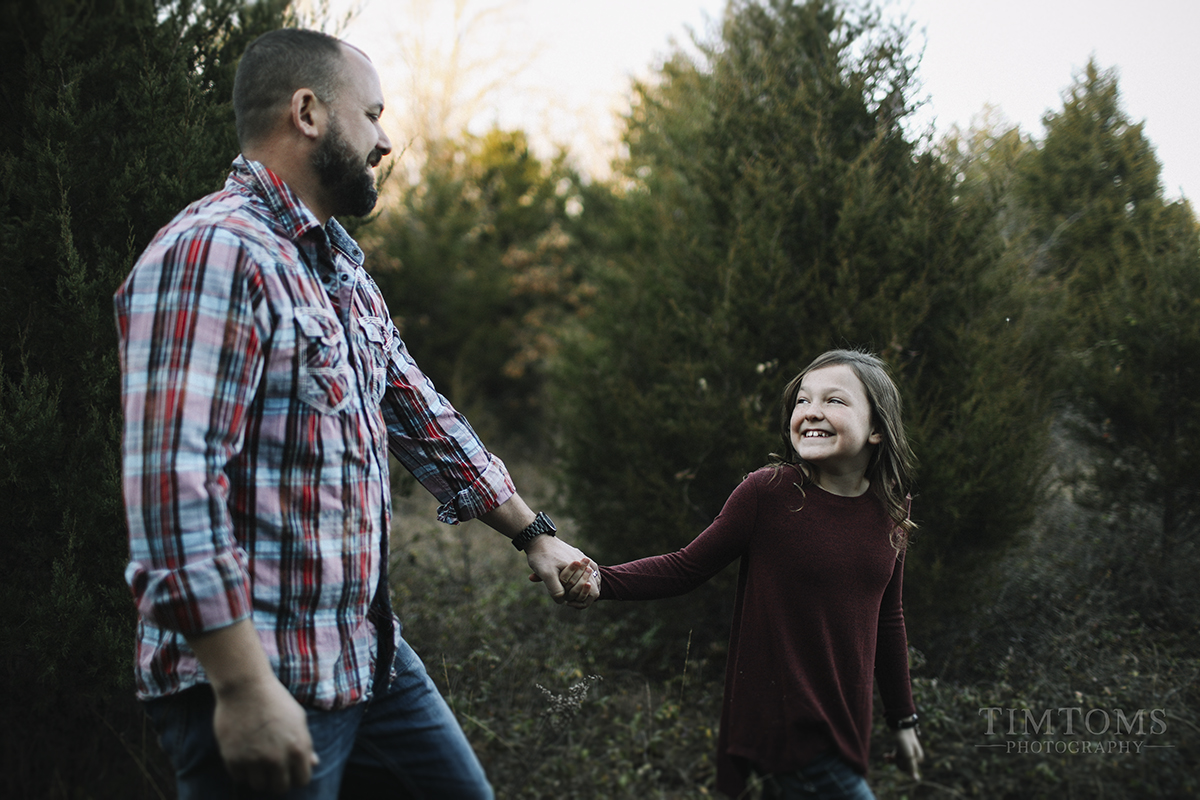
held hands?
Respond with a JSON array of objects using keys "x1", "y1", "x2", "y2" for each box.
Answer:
[
  {"x1": 558, "y1": 557, "x2": 601, "y2": 608},
  {"x1": 479, "y1": 496, "x2": 598, "y2": 608},
  {"x1": 523, "y1": 535, "x2": 600, "y2": 609},
  {"x1": 212, "y1": 673, "x2": 318, "y2": 793},
  {"x1": 886, "y1": 727, "x2": 924, "y2": 780}
]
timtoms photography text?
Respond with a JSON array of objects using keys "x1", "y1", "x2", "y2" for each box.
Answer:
[{"x1": 976, "y1": 707, "x2": 1173, "y2": 755}]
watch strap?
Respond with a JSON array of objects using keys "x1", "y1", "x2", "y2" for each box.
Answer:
[{"x1": 511, "y1": 511, "x2": 557, "y2": 551}]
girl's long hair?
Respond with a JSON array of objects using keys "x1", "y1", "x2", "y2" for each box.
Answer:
[{"x1": 771, "y1": 349, "x2": 917, "y2": 550}]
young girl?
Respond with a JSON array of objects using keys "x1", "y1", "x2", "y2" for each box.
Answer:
[{"x1": 564, "y1": 350, "x2": 924, "y2": 799}]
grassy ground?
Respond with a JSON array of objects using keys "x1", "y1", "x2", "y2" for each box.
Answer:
[
  {"x1": 108, "y1": 455, "x2": 1198, "y2": 799},
  {"x1": 389, "y1": 457, "x2": 1199, "y2": 799},
  {"x1": 388, "y1": 459, "x2": 723, "y2": 798}
]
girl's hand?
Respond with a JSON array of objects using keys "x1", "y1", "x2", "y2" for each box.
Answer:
[
  {"x1": 890, "y1": 727, "x2": 924, "y2": 780},
  {"x1": 530, "y1": 557, "x2": 601, "y2": 608},
  {"x1": 561, "y1": 557, "x2": 601, "y2": 606}
]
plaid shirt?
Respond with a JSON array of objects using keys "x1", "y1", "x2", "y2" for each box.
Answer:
[{"x1": 115, "y1": 157, "x2": 514, "y2": 710}]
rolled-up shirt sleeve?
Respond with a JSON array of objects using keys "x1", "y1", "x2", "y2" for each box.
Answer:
[
  {"x1": 115, "y1": 227, "x2": 263, "y2": 636},
  {"x1": 380, "y1": 325, "x2": 514, "y2": 524}
]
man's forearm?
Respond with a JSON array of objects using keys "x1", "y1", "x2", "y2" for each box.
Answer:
[
  {"x1": 479, "y1": 493, "x2": 599, "y2": 607},
  {"x1": 185, "y1": 618, "x2": 317, "y2": 792},
  {"x1": 477, "y1": 493, "x2": 537, "y2": 539},
  {"x1": 186, "y1": 618, "x2": 276, "y2": 697}
]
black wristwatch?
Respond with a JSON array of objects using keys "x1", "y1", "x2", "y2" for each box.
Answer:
[
  {"x1": 511, "y1": 511, "x2": 557, "y2": 551},
  {"x1": 888, "y1": 713, "x2": 919, "y2": 731}
]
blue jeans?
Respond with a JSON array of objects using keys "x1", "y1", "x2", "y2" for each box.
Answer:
[
  {"x1": 760, "y1": 752, "x2": 876, "y2": 800},
  {"x1": 143, "y1": 637, "x2": 492, "y2": 799}
]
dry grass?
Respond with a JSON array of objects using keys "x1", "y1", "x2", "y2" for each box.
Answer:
[
  {"x1": 387, "y1": 453, "x2": 1199, "y2": 799},
  {"x1": 87, "y1": 453, "x2": 1196, "y2": 798}
]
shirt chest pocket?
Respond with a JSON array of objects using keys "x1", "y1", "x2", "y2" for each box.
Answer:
[
  {"x1": 356, "y1": 316, "x2": 391, "y2": 405},
  {"x1": 294, "y1": 307, "x2": 353, "y2": 414}
]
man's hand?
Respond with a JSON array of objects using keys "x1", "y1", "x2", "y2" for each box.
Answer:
[
  {"x1": 889, "y1": 727, "x2": 924, "y2": 780},
  {"x1": 213, "y1": 673, "x2": 317, "y2": 793},
  {"x1": 524, "y1": 536, "x2": 600, "y2": 608},
  {"x1": 187, "y1": 620, "x2": 318, "y2": 793},
  {"x1": 478, "y1": 493, "x2": 600, "y2": 608}
]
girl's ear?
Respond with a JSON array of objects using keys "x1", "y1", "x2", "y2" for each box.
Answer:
[{"x1": 868, "y1": 413, "x2": 884, "y2": 446}]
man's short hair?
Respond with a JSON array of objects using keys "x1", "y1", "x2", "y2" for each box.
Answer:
[{"x1": 233, "y1": 28, "x2": 346, "y2": 148}]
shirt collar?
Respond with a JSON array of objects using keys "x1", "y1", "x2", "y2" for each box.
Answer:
[
  {"x1": 226, "y1": 156, "x2": 365, "y2": 268},
  {"x1": 325, "y1": 217, "x2": 365, "y2": 267}
]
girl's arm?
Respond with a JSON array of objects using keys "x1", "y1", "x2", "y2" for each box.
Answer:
[
  {"x1": 597, "y1": 538, "x2": 733, "y2": 600},
  {"x1": 875, "y1": 549, "x2": 922, "y2": 778},
  {"x1": 560, "y1": 473, "x2": 762, "y2": 602}
]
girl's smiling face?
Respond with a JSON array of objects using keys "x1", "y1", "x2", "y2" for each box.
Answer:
[{"x1": 789, "y1": 364, "x2": 883, "y2": 479}]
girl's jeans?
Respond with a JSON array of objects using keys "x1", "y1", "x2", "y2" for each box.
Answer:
[
  {"x1": 143, "y1": 636, "x2": 492, "y2": 799},
  {"x1": 760, "y1": 751, "x2": 876, "y2": 800}
]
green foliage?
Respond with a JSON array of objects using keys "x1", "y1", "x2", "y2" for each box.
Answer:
[
  {"x1": 550, "y1": 0, "x2": 1051, "y2": 635},
  {"x1": 1067, "y1": 216, "x2": 1200, "y2": 611},
  {"x1": 871, "y1": 494, "x2": 1200, "y2": 798},
  {"x1": 900, "y1": 64, "x2": 1200, "y2": 796},
  {"x1": 1017, "y1": 62, "x2": 1166, "y2": 293},
  {"x1": 366, "y1": 129, "x2": 609, "y2": 445},
  {"x1": 1014, "y1": 61, "x2": 1200, "y2": 622},
  {"x1": 0, "y1": 0, "x2": 287, "y2": 794},
  {"x1": 869, "y1": 665, "x2": 1199, "y2": 799}
]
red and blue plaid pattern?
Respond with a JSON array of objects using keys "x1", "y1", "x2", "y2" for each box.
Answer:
[{"x1": 115, "y1": 158, "x2": 514, "y2": 710}]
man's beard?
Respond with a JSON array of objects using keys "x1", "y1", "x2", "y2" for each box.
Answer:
[{"x1": 312, "y1": 118, "x2": 378, "y2": 218}]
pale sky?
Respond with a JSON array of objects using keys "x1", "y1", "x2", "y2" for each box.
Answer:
[{"x1": 337, "y1": 0, "x2": 1198, "y2": 202}]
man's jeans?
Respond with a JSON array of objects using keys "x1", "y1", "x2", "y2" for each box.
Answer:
[{"x1": 143, "y1": 637, "x2": 493, "y2": 799}]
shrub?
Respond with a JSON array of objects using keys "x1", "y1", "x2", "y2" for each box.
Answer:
[
  {"x1": 0, "y1": 1, "x2": 287, "y2": 794},
  {"x1": 550, "y1": 0, "x2": 1051, "y2": 645}
]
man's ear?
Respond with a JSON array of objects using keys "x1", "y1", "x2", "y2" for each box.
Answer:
[{"x1": 290, "y1": 88, "x2": 323, "y2": 140}]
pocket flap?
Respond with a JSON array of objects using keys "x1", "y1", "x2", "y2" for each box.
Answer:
[
  {"x1": 359, "y1": 316, "x2": 388, "y2": 344},
  {"x1": 295, "y1": 307, "x2": 339, "y2": 340}
]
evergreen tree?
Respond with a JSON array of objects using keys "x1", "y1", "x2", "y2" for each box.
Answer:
[
  {"x1": 0, "y1": 0, "x2": 286, "y2": 793},
  {"x1": 367, "y1": 129, "x2": 608, "y2": 446},
  {"x1": 551, "y1": 0, "x2": 1051, "y2": 633},
  {"x1": 1018, "y1": 62, "x2": 1165, "y2": 292},
  {"x1": 1018, "y1": 62, "x2": 1200, "y2": 618}
]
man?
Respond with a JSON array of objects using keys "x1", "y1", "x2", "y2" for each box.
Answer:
[{"x1": 115, "y1": 28, "x2": 599, "y2": 798}]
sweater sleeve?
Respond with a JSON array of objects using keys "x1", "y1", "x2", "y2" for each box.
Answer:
[
  {"x1": 598, "y1": 473, "x2": 759, "y2": 601},
  {"x1": 874, "y1": 548, "x2": 917, "y2": 724}
]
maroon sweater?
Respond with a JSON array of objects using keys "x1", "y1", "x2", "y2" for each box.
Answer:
[{"x1": 598, "y1": 465, "x2": 916, "y2": 797}]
